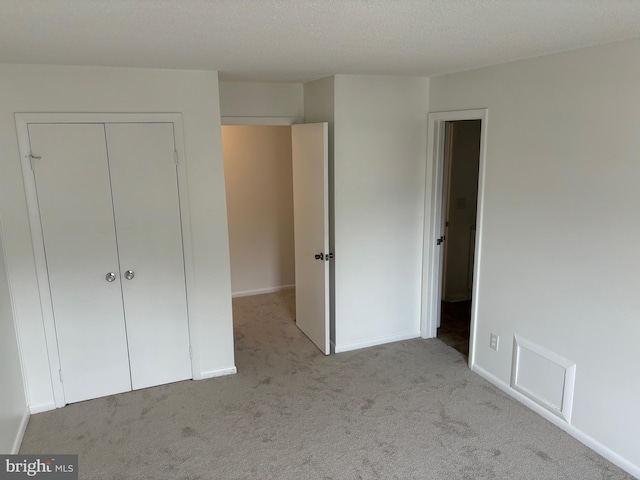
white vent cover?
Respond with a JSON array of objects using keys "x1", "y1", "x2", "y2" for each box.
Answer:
[{"x1": 511, "y1": 335, "x2": 576, "y2": 423}]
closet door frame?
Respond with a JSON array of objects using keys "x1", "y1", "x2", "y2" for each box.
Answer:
[{"x1": 16, "y1": 113, "x2": 199, "y2": 408}]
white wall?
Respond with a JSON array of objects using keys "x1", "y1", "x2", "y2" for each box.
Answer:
[
  {"x1": 0, "y1": 218, "x2": 28, "y2": 453},
  {"x1": 429, "y1": 38, "x2": 640, "y2": 475},
  {"x1": 219, "y1": 81, "x2": 303, "y2": 118},
  {"x1": 222, "y1": 126, "x2": 295, "y2": 296},
  {"x1": 0, "y1": 64, "x2": 235, "y2": 412},
  {"x1": 332, "y1": 75, "x2": 430, "y2": 351}
]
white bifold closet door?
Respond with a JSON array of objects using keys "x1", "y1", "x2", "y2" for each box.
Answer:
[
  {"x1": 28, "y1": 122, "x2": 191, "y2": 404},
  {"x1": 106, "y1": 123, "x2": 191, "y2": 390}
]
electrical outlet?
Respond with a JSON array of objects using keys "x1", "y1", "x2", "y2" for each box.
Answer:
[{"x1": 490, "y1": 333, "x2": 499, "y2": 351}]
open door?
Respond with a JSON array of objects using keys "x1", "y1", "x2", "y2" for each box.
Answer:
[{"x1": 291, "y1": 123, "x2": 330, "y2": 355}]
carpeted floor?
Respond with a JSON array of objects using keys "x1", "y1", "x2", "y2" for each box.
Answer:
[
  {"x1": 20, "y1": 290, "x2": 632, "y2": 479},
  {"x1": 438, "y1": 300, "x2": 472, "y2": 358}
]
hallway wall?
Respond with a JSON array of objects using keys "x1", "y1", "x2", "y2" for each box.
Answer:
[{"x1": 222, "y1": 126, "x2": 296, "y2": 296}]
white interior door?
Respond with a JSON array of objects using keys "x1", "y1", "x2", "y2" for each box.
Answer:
[
  {"x1": 437, "y1": 122, "x2": 454, "y2": 327},
  {"x1": 291, "y1": 123, "x2": 330, "y2": 355},
  {"x1": 106, "y1": 123, "x2": 192, "y2": 390},
  {"x1": 28, "y1": 123, "x2": 132, "y2": 404}
]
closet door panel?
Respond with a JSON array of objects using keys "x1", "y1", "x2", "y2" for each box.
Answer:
[
  {"x1": 106, "y1": 123, "x2": 192, "y2": 390},
  {"x1": 28, "y1": 123, "x2": 132, "y2": 404}
]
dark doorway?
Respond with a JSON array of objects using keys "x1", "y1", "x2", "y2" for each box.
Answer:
[{"x1": 436, "y1": 120, "x2": 481, "y2": 358}]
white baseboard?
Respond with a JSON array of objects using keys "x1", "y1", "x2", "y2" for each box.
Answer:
[
  {"x1": 197, "y1": 366, "x2": 237, "y2": 379},
  {"x1": 334, "y1": 332, "x2": 420, "y2": 353},
  {"x1": 232, "y1": 284, "x2": 295, "y2": 298},
  {"x1": 29, "y1": 402, "x2": 56, "y2": 414},
  {"x1": 472, "y1": 364, "x2": 640, "y2": 479},
  {"x1": 11, "y1": 407, "x2": 30, "y2": 454}
]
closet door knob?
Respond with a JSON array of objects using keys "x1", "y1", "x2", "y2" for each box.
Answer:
[
  {"x1": 125, "y1": 270, "x2": 135, "y2": 280},
  {"x1": 105, "y1": 272, "x2": 117, "y2": 282}
]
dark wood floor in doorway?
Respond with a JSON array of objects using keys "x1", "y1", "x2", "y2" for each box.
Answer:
[{"x1": 437, "y1": 300, "x2": 471, "y2": 358}]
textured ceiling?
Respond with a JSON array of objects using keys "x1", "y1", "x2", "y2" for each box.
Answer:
[{"x1": 2, "y1": 1, "x2": 640, "y2": 82}]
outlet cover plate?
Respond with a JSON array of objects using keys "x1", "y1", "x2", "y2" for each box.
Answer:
[{"x1": 490, "y1": 333, "x2": 499, "y2": 351}]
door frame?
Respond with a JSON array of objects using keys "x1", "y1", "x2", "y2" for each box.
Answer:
[
  {"x1": 15, "y1": 112, "x2": 198, "y2": 408},
  {"x1": 221, "y1": 117, "x2": 334, "y2": 354},
  {"x1": 221, "y1": 116, "x2": 303, "y2": 126},
  {"x1": 420, "y1": 109, "x2": 488, "y2": 368}
]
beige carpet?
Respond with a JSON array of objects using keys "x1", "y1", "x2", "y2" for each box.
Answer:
[{"x1": 21, "y1": 290, "x2": 632, "y2": 479}]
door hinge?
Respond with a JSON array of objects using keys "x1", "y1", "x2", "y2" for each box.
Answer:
[
  {"x1": 174, "y1": 151, "x2": 179, "y2": 165},
  {"x1": 436, "y1": 236, "x2": 446, "y2": 246},
  {"x1": 28, "y1": 153, "x2": 41, "y2": 170},
  {"x1": 325, "y1": 253, "x2": 334, "y2": 261},
  {"x1": 59, "y1": 369, "x2": 63, "y2": 384}
]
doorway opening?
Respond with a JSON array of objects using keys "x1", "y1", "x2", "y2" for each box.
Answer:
[
  {"x1": 220, "y1": 124, "x2": 299, "y2": 359},
  {"x1": 421, "y1": 109, "x2": 487, "y2": 368},
  {"x1": 221, "y1": 122, "x2": 331, "y2": 356},
  {"x1": 221, "y1": 125, "x2": 296, "y2": 299},
  {"x1": 436, "y1": 120, "x2": 481, "y2": 358}
]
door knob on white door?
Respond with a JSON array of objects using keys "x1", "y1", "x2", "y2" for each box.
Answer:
[
  {"x1": 105, "y1": 272, "x2": 117, "y2": 282},
  {"x1": 125, "y1": 270, "x2": 135, "y2": 280}
]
